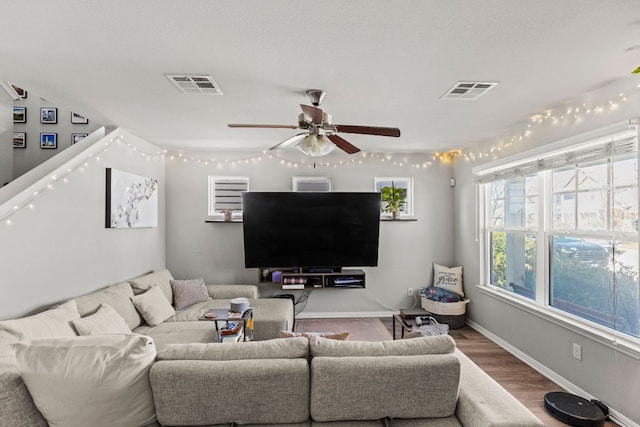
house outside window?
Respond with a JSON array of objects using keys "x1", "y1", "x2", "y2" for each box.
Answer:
[{"x1": 479, "y1": 131, "x2": 639, "y2": 339}]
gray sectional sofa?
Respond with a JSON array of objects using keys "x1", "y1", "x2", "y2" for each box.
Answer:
[
  {"x1": 0, "y1": 268, "x2": 543, "y2": 427},
  {"x1": 151, "y1": 335, "x2": 544, "y2": 426}
]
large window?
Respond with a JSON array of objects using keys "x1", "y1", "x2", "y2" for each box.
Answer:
[
  {"x1": 481, "y1": 132, "x2": 639, "y2": 338},
  {"x1": 488, "y1": 176, "x2": 538, "y2": 299}
]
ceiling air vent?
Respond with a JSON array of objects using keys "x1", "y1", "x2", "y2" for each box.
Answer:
[
  {"x1": 441, "y1": 81, "x2": 498, "y2": 100},
  {"x1": 166, "y1": 75, "x2": 223, "y2": 95}
]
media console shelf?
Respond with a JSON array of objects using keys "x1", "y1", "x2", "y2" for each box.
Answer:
[{"x1": 259, "y1": 268, "x2": 366, "y2": 290}]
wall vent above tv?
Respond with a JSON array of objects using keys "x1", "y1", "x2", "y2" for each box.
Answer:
[{"x1": 292, "y1": 176, "x2": 332, "y2": 192}]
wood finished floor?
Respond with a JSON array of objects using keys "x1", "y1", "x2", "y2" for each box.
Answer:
[{"x1": 380, "y1": 319, "x2": 619, "y2": 427}]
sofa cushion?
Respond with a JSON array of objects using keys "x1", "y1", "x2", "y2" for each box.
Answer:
[
  {"x1": 170, "y1": 278, "x2": 210, "y2": 310},
  {"x1": 11, "y1": 334, "x2": 156, "y2": 427},
  {"x1": 151, "y1": 358, "x2": 309, "y2": 425},
  {"x1": 157, "y1": 337, "x2": 309, "y2": 360},
  {"x1": 310, "y1": 354, "x2": 460, "y2": 422},
  {"x1": 281, "y1": 330, "x2": 350, "y2": 341},
  {"x1": 134, "y1": 321, "x2": 220, "y2": 347},
  {"x1": 0, "y1": 300, "x2": 79, "y2": 342},
  {"x1": 0, "y1": 365, "x2": 48, "y2": 427},
  {"x1": 131, "y1": 285, "x2": 176, "y2": 327},
  {"x1": 72, "y1": 304, "x2": 131, "y2": 336},
  {"x1": 168, "y1": 298, "x2": 230, "y2": 322},
  {"x1": 310, "y1": 335, "x2": 455, "y2": 358},
  {"x1": 73, "y1": 281, "x2": 143, "y2": 329},
  {"x1": 130, "y1": 269, "x2": 174, "y2": 303}
]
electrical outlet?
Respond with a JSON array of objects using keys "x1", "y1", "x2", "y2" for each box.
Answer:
[
  {"x1": 407, "y1": 288, "x2": 414, "y2": 297},
  {"x1": 572, "y1": 343, "x2": 582, "y2": 361}
]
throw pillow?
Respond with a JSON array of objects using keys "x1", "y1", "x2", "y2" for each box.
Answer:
[
  {"x1": 280, "y1": 330, "x2": 350, "y2": 341},
  {"x1": 72, "y1": 304, "x2": 131, "y2": 336},
  {"x1": 433, "y1": 263, "x2": 464, "y2": 296},
  {"x1": 0, "y1": 300, "x2": 79, "y2": 342},
  {"x1": 170, "y1": 278, "x2": 210, "y2": 310},
  {"x1": 131, "y1": 285, "x2": 175, "y2": 327},
  {"x1": 12, "y1": 334, "x2": 156, "y2": 427}
]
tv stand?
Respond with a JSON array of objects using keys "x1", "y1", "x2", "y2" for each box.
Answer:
[
  {"x1": 304, "y1": 267, "x2": 342, "y2": 274},
  {"x1": 259, "y1": 268, "x2": 365, "y2": 290}
]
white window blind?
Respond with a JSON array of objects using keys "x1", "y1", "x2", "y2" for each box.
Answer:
[
  {"x1": 207, "y1": 176, "x2": 249, "y2": 217},
  {"x1": 476, "y1": 135, "x2": 637, "y2": 184}
]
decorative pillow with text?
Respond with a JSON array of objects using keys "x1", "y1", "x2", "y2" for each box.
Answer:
[{"x1": 432, "y1": 263, "x2": 464, "y2": 297}]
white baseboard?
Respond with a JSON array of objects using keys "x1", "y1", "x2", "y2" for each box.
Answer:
[
  {"x1": 296, "y1": 311, "x2": 395, "y2": 319},
  {"x1": 466, "y1": 319, "x2": 638, "y2": 427}
]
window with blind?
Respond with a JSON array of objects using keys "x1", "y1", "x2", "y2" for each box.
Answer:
[
  {"x1": 207, "y1": 176, "x2": 249, "y2": 219},
  {"x1": 479, "y1": 131, "x2": 639, "y2": 338}
]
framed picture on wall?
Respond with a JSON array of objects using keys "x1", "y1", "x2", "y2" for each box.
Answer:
[
  {"x1": 40, "y1": 107, "x2": 57, "y2": 124},
  {"x1": 13, "y1": 132, "x2": 26, "y2": 148},
  {"x1": 71, "y1": 112, "x2": 89, "y2": 124},
  {"x1": 13, "y1": 107, "x2": 26, "y2": 123},
  {"x1": 11, "y1": 85, "x2": 27, "y2": 98},
  {"x1": 40, "y1": 133, "x2": 57, "y2": 149},
  {"x1": 71, "y1": 133, "x2": 88, "y2": 144}
]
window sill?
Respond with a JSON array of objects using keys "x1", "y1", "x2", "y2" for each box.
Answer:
[
  {"x1": 476, "y1": 284, "x2": 640, "y2": 360},
  {"x1": 380, "y1": 217, "x2": 417, "y2": 221},
  {"x1": 205, "y1": 219, "x2": 243, "y2": 223}
]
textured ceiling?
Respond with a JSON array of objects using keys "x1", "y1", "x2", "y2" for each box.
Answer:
[{"x1": 1, "y1": 0, "x2": 639, "y2": 154}]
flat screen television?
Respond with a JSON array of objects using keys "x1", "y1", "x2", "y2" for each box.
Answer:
[{"x1": 242, "y1": 192, "x2": 381, "y2": 269}]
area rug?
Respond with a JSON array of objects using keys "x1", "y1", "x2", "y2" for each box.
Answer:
[{"x1": 294, "y1": 317, "x2": 392, "y2": 341}]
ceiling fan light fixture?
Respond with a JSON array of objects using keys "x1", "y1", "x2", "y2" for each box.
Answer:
[{"x1": 296, "y1": 134, "x2": 335, "y2": 157}]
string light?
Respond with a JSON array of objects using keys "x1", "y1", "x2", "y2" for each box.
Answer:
[
  {"x1": 165, "y1": 150, "x2": 435, "y2": 170},
  {"x1": 460, "y1": 90, "x2": 637, "y2": 162}
]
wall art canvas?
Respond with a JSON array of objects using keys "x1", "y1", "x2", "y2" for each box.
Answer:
[{"x1": 105, "y1": 168, "x2": 158, "y2": 228}]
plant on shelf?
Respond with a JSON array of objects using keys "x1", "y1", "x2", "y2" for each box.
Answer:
[
  {"x1": 380, "y1": 182, "x2": 407, "y2": 219},
  {"x1": 219, "y1": 209, "x2": 234, "y2": 221}
]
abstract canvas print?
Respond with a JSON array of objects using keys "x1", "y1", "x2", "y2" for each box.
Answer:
[{"x1": 106, "y1": 168, "x2": 158, "y2": 228}]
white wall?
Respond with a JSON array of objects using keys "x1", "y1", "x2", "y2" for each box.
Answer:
[
  {"x1": 0, "y1": 92, "x2": 12, "y2": 185},
  {"x1": 453, "y1": 77, "x2": 640, "y2": 425},
  {"x1": 0, "y1": 129, "x2": 165, "y2": 319},
  {"x1": 166, "y1": 151, "x2": 454, "y2": 315}
]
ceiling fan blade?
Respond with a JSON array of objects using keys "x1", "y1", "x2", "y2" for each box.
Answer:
[
  {"x1": 228, "y1": 124, "x2": 299, "y2": 129},
  {"x1": 269, "y1": 133, "x2": 308, "y2": 151},
  {"x1": 327, "y1": 134, "x2": 361, "y2": 155},
  {"x1": 333, "y1": 125, "x2": 401, "y2": 137},
  {"x1": 300, "y1": 104, "x2": 323, "y2": 124}
]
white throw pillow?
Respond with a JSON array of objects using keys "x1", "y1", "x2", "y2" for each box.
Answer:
[
  {"x1": 131, "y1": 284, "x2": 176, "y2": 326},
  {"x1": 0, "y1": 299, "x2": 79, "y2": 342},
  {"x1": 11, "y1": 334, "x2": 157, "y2": 427},
  {"x1": 433, "y1": 263, "x2": 464, "y2": 296},
  {"x1": 72, "y1": 303, "x2": 131, "y2": 336}
]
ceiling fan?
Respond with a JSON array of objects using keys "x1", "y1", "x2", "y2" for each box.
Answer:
[{"x1": 228, "y1": 89, "x2": 401, "y2": 157}]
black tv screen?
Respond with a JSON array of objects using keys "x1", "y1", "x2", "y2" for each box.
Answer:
[{"x1": 242, "y1": 192, "x2": 381, "y2": 269}]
